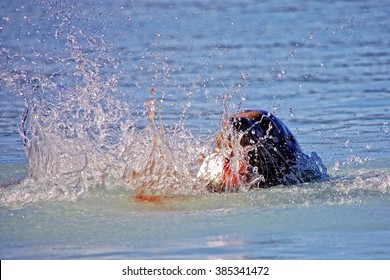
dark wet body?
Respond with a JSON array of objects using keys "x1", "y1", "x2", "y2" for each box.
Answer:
[{"x1": 208, "y1": 110, "x2": 328, "y2": 192}]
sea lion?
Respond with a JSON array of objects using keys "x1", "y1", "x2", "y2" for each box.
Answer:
[{"x1": 197, "y1": 109, "x2": 328, "y2": 192}]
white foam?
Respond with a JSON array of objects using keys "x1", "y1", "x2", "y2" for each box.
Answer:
[{"x1": 197, "y1": 153, "x2": 224, "y2": 183}]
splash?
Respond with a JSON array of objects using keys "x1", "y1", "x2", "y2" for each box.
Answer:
[
  {"x1": 123, "y1": 99, "x2": 207, "y2": 196},
  {"x1": 0, "y1": 26, "x2": 214, "y2": 206},
  {"x1": 0, "y1": 38, "x2": 330, "y2": 206}
]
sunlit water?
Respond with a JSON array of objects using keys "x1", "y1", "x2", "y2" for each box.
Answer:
[{"x1": 0, "y1": 0, "x2": 389, "y2": 259}]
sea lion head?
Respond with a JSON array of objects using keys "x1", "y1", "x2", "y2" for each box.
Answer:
[
  {"x1": 229, "y1": 110, "x2": 302, "y2": 158},
  {"x1": 222, "y1": 110, "x2": 304, "y2": 189},
  {"x1": 200, "y1": 109, "x2": 326, "y2": 192}
]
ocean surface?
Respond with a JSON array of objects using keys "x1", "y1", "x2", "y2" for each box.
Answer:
[{"x1": 0, "y1": 0, "x2": 389, "y2": 259}]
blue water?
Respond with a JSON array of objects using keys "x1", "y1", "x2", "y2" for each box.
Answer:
[{"x1": 0, "y1": 0, "x2": 389, "y2": 259}]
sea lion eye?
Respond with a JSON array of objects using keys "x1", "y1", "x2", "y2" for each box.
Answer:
[{"x1": 288, "y1": 135, "x2": 295, "y2": 142}]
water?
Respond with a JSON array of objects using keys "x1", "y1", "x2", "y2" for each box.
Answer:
[{"x1": 0, "y1": 0, "x2": 389, "y2": 259}]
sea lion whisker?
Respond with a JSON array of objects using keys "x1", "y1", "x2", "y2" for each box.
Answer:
[
  {"x1": 254, "y1": 145, "x2": 277, "y2": 185},
  {"x1": 259, "y1": 141, "x2": 295, "y2": 166},
  {"x1": 258, "y1": 143, "x2": 307, "y2": 184}
]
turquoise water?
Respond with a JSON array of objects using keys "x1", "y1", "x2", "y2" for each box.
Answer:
[{"x1": 0, "y1": 0, "x2": 389, "y2": 259}]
